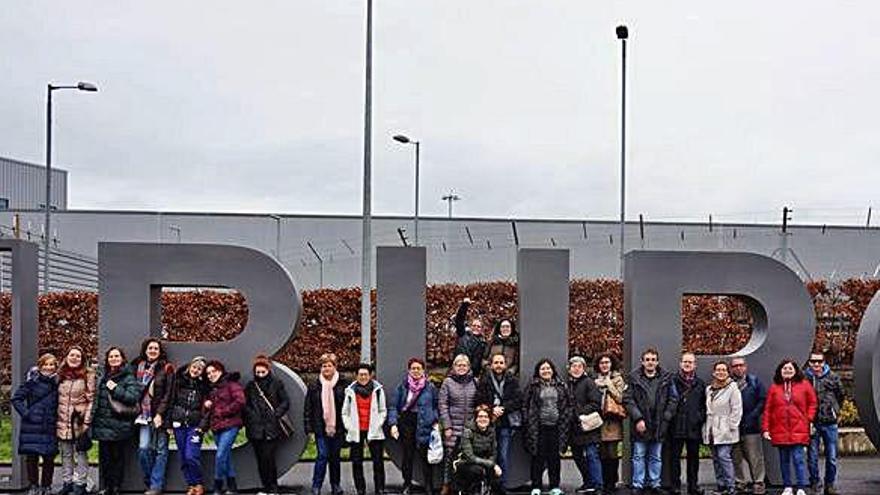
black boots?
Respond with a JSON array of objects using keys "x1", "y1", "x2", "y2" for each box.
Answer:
[{"x1": 224, "y1": 477, "x2": 239, "y2": 495}]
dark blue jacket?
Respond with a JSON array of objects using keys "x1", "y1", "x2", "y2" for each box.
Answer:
[
  {"x1": 387, "y1": 377, "x2": 439, "y2": 446},
  {"x1": 11, "y1": 371, "x2": 59, "y2": 456},
  {"x1": 738, "y1": 374, "x2": 767, "y2": 435}
]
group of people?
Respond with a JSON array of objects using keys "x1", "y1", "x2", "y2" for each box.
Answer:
[
  {"x1": 12, "y1": 339, "x2": 291, "y2": 495},
  {"x1": 10, "y1": 297, "x2": 846, "y2": 495}
]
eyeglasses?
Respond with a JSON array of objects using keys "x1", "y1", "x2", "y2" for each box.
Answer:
[
  {"x1": 642, "y1": 357, "x2": 658, "y2": 362},
  {"x1": 809, "y1": 359, "x2": 823, "y2": 364}
]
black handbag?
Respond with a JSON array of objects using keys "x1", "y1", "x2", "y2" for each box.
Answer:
[
  {"x1": 255, "y1": 382, "x2": 294, "y2": 438},
  {"x1": 72, "y1": 411, "x2": 92, "y2": 452}
]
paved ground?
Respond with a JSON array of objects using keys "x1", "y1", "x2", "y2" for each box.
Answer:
[{"x1": 3, "y1": 458, "x2": 880, "y2": 494}]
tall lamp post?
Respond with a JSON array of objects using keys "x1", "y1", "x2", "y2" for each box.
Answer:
[
  {"x1": 360, "y1": 0, "x2": 374, "y2": 362},
  {"x1": 393, "y1": 134, "x2": 420, "y2": 245},
  {"x1": 616, "y1": 25, "x2": 628, "y2": 278},
  {"x1": 44, "y1": 81, "x2": 97, "y2": 292}
]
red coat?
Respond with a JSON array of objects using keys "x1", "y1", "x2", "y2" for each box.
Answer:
[
  {"x1": 761, "y1": 379, "x2": 817, "y2": 446},
  {"x1": 207, "y1": 372, "x2": 246, "y2": 432}
]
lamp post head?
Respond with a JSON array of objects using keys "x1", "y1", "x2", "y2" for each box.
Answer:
[
  {"x1": 393, "y1": 134, "x2": 411, "y2": 144},
  {"x1": 77, "y1": 82, "x2": 98, "y2": 92},
  {"x1": 616, "y1": 25, "x2": 629, "y2": 40}
]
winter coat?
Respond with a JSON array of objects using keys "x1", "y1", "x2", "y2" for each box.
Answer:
[
  {"x1": 341, "y1": 380, "x2": 388, "y2": 443},
  {"x1": 387, "y1": 377, "x2": 439, "y2": 447},
  {"x1": 458, "y1": 420, "x2": 496, "y2": 470},
  {"x1": 762, "y1": 379, "x2": 818, "y2": 446},
  {"x1": 596, "y1": 371, "x2": 626, "y2": 442},
  {"x1": 12, "y1": 371, "x2": 59, "y2": 456},
  {"x1": 244, "y1": 373, "x2": 291, "y2": 441},
  {"x1": 475, "y1": 371, "x2": 523, "y2": 429},
  {"x1": 439, "y1": 375, "x2": 478, "y2": 448},
  {"x1": 623, "y1": 366, "x2": 679, "y2": 442},
  {"x1": 482, "y1": 330, "x2": 519, "y2": 376},
  {"x1": 702, "y1": 381, "x2": 742, "y2": 446},
  {"x1": 670, "y1": 372, "x2": 707, "y2": 441},
  {"x1": 130, "y1": 357, "x2": 175, "y2": 420},
  {"x1": 522, "y1": 377, "x2": 573, "y2": 456},
  {"x1": 737, "y1": 374, "x2": 767, "y2": 435},
  {"x1": 453, "y1": 301, "x2": 487, "y2": 377},
  {"x1": 91, "y1": 365, "x2": 143, "y2": 442},
  {"x1": 56, "y1": 370, "x2": 95, "y2": 440},
  {"x1": 804, "y1": 364, "x2": 844, "y2": 425},
  {"x1": 568, "y1": 374, "x2": 603, "y2": 446},
  {"x1": 207, "y1": 372, "x2": 246, "y2": 432},
  {"x1": 167, "y1": 365, "x2": 210, "y2": 429},
  {"x1": 304, "y1": 376, "x2": 348, "y2": 439}
]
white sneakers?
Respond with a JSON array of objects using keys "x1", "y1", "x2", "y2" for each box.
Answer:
[
  {"x1": 781, "y1": 488, "x2": 807, "y2": 495},
  {"x1": 796, "y1": 490, "x2": 807, "y2": 495}
]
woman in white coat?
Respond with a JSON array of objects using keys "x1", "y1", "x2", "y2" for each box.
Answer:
[
  {"x1": 342, "y1": 363, "x2": 388, "y2": 495},
  {"x1": 703, "y1": 361, "x2": 743, "y2": 495}
]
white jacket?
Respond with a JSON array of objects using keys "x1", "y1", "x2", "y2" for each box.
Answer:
[
  {"x1": 702, "y1": 380, "x2": 743, "y2": 446},
  {"x1": 342, "y1": 380, "x2": 387, "y2": 443}
]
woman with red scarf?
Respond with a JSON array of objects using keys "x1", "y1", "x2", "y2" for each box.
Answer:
[
  {"x1": 762, "y1": 358, "x2": 818, "y2": 495},
  {"x1": 389, "y1": 357, "x2": 440, "y2": 495}
]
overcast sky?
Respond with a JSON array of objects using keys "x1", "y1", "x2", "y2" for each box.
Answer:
[{"x1": 1, "y1": 1, "x2": 878, "y2": 225}]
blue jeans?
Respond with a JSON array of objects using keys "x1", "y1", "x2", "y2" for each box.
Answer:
[
  {"x1": 808, "y1": 423, "x2": 838, "y2": 486},
  {"x1": 313, "y1": 434, "x2": 342, "y2": 490},
  {"x1": 631, "y1": 441, "x2": 662, "y2": 489},
  {"x1": 214, "y1": 427, "x2": 239, "y2": 481},
  {"x1": 138, "y1": 425, "x2": 170, "y2": 490},
  {"x1": 572, "y1": 443, "x2": 603, "y2": 489},
  {"x1": 711, "y1": 444, "x2": 735, "y2": 490},
  {"x1": 496, "y1": 427, "x2": 513, "y2": 488},
  {"x1": 173, "y1": 427, "x2": 203, "y2": 486},
  {"x1": 778, "y1": 445, "x2": 808, "y2": 488}
]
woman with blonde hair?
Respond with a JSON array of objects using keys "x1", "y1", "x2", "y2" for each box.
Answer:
[
  {"x1": 12, "y1": 353, "x2": 59, "y2": 495},
  {"x1": 439, "y1": 354, "x2": 478, "y2": 495}
]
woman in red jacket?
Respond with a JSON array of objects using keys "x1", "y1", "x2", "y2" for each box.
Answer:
[
  {"x1": 205, "y1": 360, "x2": 246, "y2": 495},
  {"x1": 761, "y1": 359, "x2": 817, "y2": 495}
]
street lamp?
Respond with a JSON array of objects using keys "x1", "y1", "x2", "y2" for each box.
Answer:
[
  {"x1": 360, "y1": 0, "x2": 374, "y2": 362},
  {"x1": 393, "y1": 134, "x2": 421, "y2": 245},
  {"x1": 442, "y1": 191, "x2": 461, "y2": 218},
  {"x1": 615, "y1": 25, "x2": 628, "y2": 278},
  {"x1": 44, "y1": 81, "x2": 98, "y2": 292}
]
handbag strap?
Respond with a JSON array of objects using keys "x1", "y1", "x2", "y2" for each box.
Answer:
[{"x1": 255, "y1": 382, "x2": 277, "y2": 414}]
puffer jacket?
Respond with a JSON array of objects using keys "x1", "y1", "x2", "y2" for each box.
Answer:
[
  {"x1": 167, "y1": 365, "x2": 210, "y2": 429},
  {"x1": 762, "y1": 378, "x2": 817, "y2": 446},
  {"x1": 388, "y1": 377, "x2": 439, "y2": 446},
  {"x1": 670, "y1": 372, "x2": 707, "y2": 441},
  {"x1": 569, "y1": 374, "x2": 603, "y2": 446},
  {"x1": 91, "y1": 364, "x2": 143, "y2": 442},
  {"x1": 244, "y1": 372, "x2": 291, "y2": 441},
  {"x1": 56, "y1": 369, "x2": 96, "y2": 440},
  {"x1": 522, "y1": 377, "x2": 573, "y2": 456},
  {"x1": 207, "y1": 372, "x2": 246, "y2": 432},
  {"x1": 131, "y1": 357, "x2": 175, "y2": 419},
  {"x1": 596, "y1": 371, "x2": 626, "y2": 442},
  {"x1": 702, "y1": 380, "x2": 742, "y2": 446},
  {"x1": 457, "y1": 420, "x2": 496, "y2": 470},
  {"x1": 439, "y1": 374, "x2": 478, "y2": 448},
  {"x1": 482, "y1": 328, "x2": 519, "y2": 376},
  {"x1": 12, "y1": 371, "x2": 59, "y2": 456},
  {"x1": 737, "y1": 374, "x2": 767, "y2": 435},
  {"x1": 804, "y1": 364, "x2": 844, "y2": 425},
  {"x1": 452, "y1": 301, "x2": 487, "y2": 377},
  {"x1": 623, "y1": 366, "x2": 679, "y2": 442}
]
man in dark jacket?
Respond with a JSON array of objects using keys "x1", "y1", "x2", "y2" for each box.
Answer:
[
  {"x1": 623, "y1": 348, "x2": 679, "y2": 494},
  {"x1": 664, "y1": 352, "x2": 706, "y2": 495},
  {"x1": 453, "y1": 298, "x2": 487, "y2": 378},
  {"x1": 805, "y1": 351, "x2": 844, "y2": 495},
  {"x1": 304, "y1": 353, "x2": 348, "y2": 495},
  {"x1": 730, "y1": 357, "x2": 767, "y2": 495},
  {"x1": 475, "y1": 353, "x2": 522, "y2": 492},
  {"x1": 568, "y1": 356, "x2": 603, "y2": 494}
]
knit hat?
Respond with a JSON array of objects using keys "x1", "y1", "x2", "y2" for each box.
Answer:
[
  {"x1": 253, "y1": 354, "x2": 272, "y2": 372},
  {"x1": 190, "y1": 356, "x2": 207, "y2": 368}
]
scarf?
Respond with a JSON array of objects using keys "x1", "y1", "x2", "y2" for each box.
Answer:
[
  {"x1": 354, "y1": 381, "x2": 375, "y2": 398},
  {"x1": 404, "y1": 373, "x2": 427, "y2": 411},
  {"x1": 735, "y1": 374, "x2": 747, "y2": 391},
  {"x1": 490, "y1": 372, "x2": 506, "y2": 406},
  {"x1": 679, "y1": 369, "x2": 696, "y2": 386},
  {"x1": 710, "y1": 377, "x2": 732, "y2": 401},
  {"x1": 320, "y1": 371, "x2": 340, "y2": 435},
  {"x1": 451, "y1": 371, "x2": 474, "y2": 384},
  {"x1": 137, "y1": 360, "x2": 157, "y2": 419},
  {"x1": 783, "y1": 380, "x2": 793, "y2": 402}
]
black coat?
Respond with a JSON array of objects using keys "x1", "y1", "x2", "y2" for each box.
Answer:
[
  {"x1": 244, "y1": 373, "x2": 291, "y2": 440},
  {"x1": 521, "y1": 377, "x2": 573, "y2": 455},
  {"x1": 568, "y1": 374, "x2": 603, "y2": 446},
  {"x1": 167, "y1": 365, "x2": 210, "y2": 429},
  {"x1": 11, "y1": 371, "x2": 59, "y2": 456},
  {"x1": 304, "y1": 376, "x2": 348, "y2": 438},
  {"x1": 670, "y1": 372, "x2": 707, "y2": 441},
  {"x1": 91, "y1": 365, "x2": 143, "y2": 442},
  {"x1": 475, "y1": 371, "x2": 523, "y2": 428},
  {"x1": 453, "y1": 301, "x2": 487, "y2": 377},
  {"x1": 130, "y1": 357, "x2": 175, "y2": 419},
  {"x1": 623, "y1": 366, "x2": 679, "y2": 442}
]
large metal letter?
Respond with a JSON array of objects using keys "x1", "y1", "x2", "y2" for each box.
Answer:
[
  {"x1": 624, "y1": 250, "x2": 815, "y2": 485},
  {"x1": 854, "y1": 292, "x2": 880, "y2": 450},
  {"x1": 98, "y1": 243, "x2": 306, "y2": 491},
  {"x1": 1, "y1": 240, "x2": 39, "y2": 491}
]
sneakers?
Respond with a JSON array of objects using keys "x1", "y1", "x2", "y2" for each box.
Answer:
[
  {"x1": 795, "y1": 490, "x2": 807, "y2": 495},
  {"x1": 530, "y1": 489, "x2": 541, "y2": 495},
  {"x1": 549, "y1": 489, "x2": 563, "y2": 495},
  {"x1": 781, "y1": 489, "x2": 793, "y2": 495}
]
